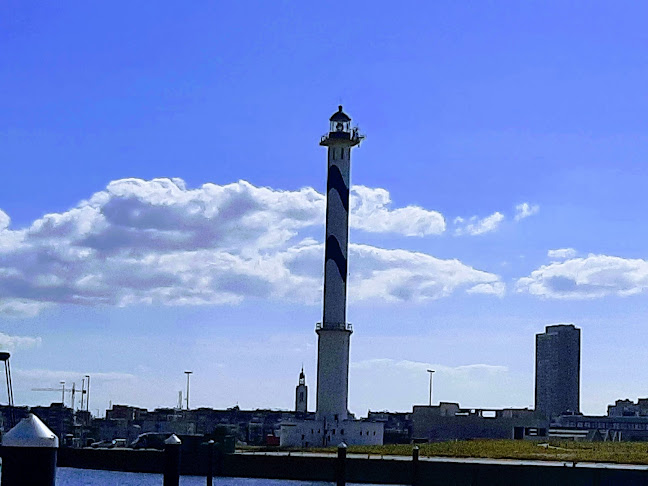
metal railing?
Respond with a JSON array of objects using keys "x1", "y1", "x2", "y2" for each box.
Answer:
[
  {"x1": 316, "y1": 322, "x2": 353, "y2": 332},
  {"x1": 320, "y1": 130, "x2": 364, "y2": 144}
]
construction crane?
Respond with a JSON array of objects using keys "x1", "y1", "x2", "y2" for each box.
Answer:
[{"x1": 32, "y1": 381, "x2": 84, "y2": 410}]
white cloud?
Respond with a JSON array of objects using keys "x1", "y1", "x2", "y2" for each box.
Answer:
[
  {"x1": 0, "y1": 178, "x2": 500, "y2": 316},
  {"x1": 350, "y1": 186, "x2": 445, "y2": 236},
  {"x1": 454, "y1": 212, "x2": 504, "y2": 236},
  {"x1": 0, "y1": 210, "x2": 9, "y2": 230},
  {"x1": 352, "y1": 359, "x2": 507, "y2": 375},
  {"x1": 279, "y1": 240, "x2": 503, "y2": 303},
  {"x1": 547, "y1": 248, "x2": 577, "y2": 260},
  {"x1": 514, "y1": 202, "x2": 539, "y2": 221},
  {"x1": 466, "y1": 282, "x2": 506, "y2": 297},
  {"x1": 348, "y1": 244, "x2": 502, "y2": 302},
  {"x1": 0, "y1": 300, "x2": 47, "y2": 318},
  {"x1": 15, "y1": 368, "x2": 135, "y2": 383},
  {"x1": 453, "y1": 202, "x2": 539, "y2": 236},
  {"x1": 0, "y1": 210, "x2": 24, "y2": 253},
  {"x1": 517, "y1": 254, "x2": 648, "y2": 299},
  {"x1": 350, "y1": 359, "x2": 512, "y2": 413},
  {"x1": 0, "y1": 332, "x2": 42, "y2": 350}
]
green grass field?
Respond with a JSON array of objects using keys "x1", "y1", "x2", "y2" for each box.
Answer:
[{"x1": 308, "y1": 440, "x2": 648, "y2": 465}]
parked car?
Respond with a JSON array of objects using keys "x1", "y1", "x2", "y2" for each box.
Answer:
[
  {"x1": 112, "y1": 438, "x2": 128, "y2": 448},
  {"x1": 130, "y1": 432, "x2": 169, "y2": 450},
  {"x1": 90, "y1": 440, "x2": 114, "y2": 448}
]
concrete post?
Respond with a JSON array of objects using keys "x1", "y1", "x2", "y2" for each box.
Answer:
[
  {"x1": 412, "y1": 445, "x2": 420, "y2": 486},
  {"x1": 206, "y1": 439, "x2": 215, "y2": 486},
  {"x1": 1, "y1": 413, "x2": 59, "y2": 486},
  {"x1": 336, "y1": 442, "x2": 347, "y2": 486},
  {"x1": 163, "y1": 434, "x2": 182, "y2": 486}
]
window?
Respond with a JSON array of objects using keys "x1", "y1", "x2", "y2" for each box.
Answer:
[
  {"x1": 301, "y1": 434, "x2": 305, "y2": 440},
  {"x1": 332, "y1": 429, "x2": 336, "y2": 435},
  {"x1": 334, "y1": 414, "x2": 338, "y2": 421},
  {"x1": 341, "y1": 429, "x2": 344, "y2": 435}
]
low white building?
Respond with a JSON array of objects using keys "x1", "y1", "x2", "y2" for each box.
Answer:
[{"x1": 280, "y1": 418, "x2": 383, "y2": 448}]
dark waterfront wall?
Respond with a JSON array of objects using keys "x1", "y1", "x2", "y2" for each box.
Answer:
[
  {"x1": 58, "y1": 448, "x2": 164, "y2": 474},
  {"x1": 57, "y1": 449, "x2": 648, "y2": 485}
]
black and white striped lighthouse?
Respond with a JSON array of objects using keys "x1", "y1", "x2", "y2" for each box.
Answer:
[{"x1": 316, "y1": 106, "x2": 364, "y2": 422}]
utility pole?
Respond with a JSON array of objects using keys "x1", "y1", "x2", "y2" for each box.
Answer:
[
  {"x1": 60, "y1": 381, "x2": 66, "y2": 405},
  {"x1": 427, "y1": 369, "x2": 435, "y2": 406},
  {"x1": 184, "y1": 371, "x2": 193, "y2": 410}
]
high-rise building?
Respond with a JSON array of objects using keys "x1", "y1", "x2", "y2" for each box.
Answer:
[{"x1": 535, "y1": 324, "x2": 581, "y2": 418}]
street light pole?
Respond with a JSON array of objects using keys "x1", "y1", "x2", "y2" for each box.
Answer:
[
  {"x1": 60, "y1": 381, "x2": 66, "y2": 405},
  {"x1": 184, "y1": 371, "x2": 193, "y2": 410},
  {"x1": 426, "y1": 369, "x2": 435, "y2": 406},
  {"x1": 85, "y1": 375, "x2": 90, "y2": 413},
  {"x1": 80, "y1": 377, "x2": 85, "y2": 411}
]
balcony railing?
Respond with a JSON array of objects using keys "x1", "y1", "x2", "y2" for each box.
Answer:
[
  {"x1": 316, "y1": 322, "x2": 353, "y2": 332},
  {"x1": 320, "y1": 129, "x2": 365, "y2": 145}
]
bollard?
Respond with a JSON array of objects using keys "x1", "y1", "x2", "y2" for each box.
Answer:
[
  {"x1": 163, "y1": 434, "x2": 182, "y2": 486},
  {"x1": 336, "y1": 442, "x2": 347, "y2": 486},
  {"x1": 1, "y1": 413, "x2": 59, "y2": 486},
  {"x1": 411, "y1": 445, "x2": 420, "y2": 486},
  {"x1": 206, "y1": 439, "x2": 215, "y2": 486}
]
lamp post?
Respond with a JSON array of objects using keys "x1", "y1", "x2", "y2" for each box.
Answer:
[
  {"x1": 426, "y1": 369, "x2": 435, "y2": 406},
  {"x1": 80, "y1": 377, "x2": 85, "y2": 411},
  {"x1": 85, "y1": 375, "x2": 90, "y2": 412},
  {"x1": 184, "y1": 371, "x2": 193, "y2": 410}
]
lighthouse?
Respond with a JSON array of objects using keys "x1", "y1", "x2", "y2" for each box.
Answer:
[
  {"x1": 279, "y1": 107, "x2": 382, "y2": 448},
  {"x1": 316, "y1": 106, "x2": 363, "y2": 422}
]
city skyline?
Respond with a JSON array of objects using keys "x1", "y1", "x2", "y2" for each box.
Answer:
[{"x1": 3, "y1": 2, "x2": 648, "y2": 416}]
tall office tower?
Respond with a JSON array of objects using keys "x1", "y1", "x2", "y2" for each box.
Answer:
[
  {"x1": 316, "y1": 106, "x2": 364, "y2": 422},
  {"x1": 295, "y1": 367, "x2": 308, "y2": 413},
  {"x1": 535, "y1": 324, "x2": 581, "y2": 418}
]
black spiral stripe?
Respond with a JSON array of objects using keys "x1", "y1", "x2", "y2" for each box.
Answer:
[
  {"x1": 327, "y1": 164, "x2": 349, "y2": 213},
  {"x1": 325, "y1": 235, "x2": 348, "y2": 283}
]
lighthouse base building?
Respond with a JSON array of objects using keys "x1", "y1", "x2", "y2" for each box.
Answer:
[
  {"x1": 280, "y1": 417, "x2": 383, "y2": 448},
  {"x1": 280, "y1": 106, "x2": 383, "y2": 448}
]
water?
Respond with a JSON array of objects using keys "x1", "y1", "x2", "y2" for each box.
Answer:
[{"x1": 56, "y1": 468, "x2": 386, "y2": 486}]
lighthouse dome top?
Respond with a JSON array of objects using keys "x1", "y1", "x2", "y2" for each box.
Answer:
[
  {"x1": 320, "y1": 106, "x2": 364, "y2": 147},
  {"x1": 329, "y1": 105, "x2": 351, "y2": 122}
]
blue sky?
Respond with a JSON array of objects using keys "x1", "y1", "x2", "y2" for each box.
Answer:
[{"x1": 2, "y1": 1, "x2": 648, "y2": 416}]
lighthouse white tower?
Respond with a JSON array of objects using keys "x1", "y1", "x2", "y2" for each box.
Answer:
[
  {"x1": 279, "y1": 107, "x2": 383, "y2": 448},
  {"x1": 316, "y1": 106, "x2": 363, "y2": 422}
]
